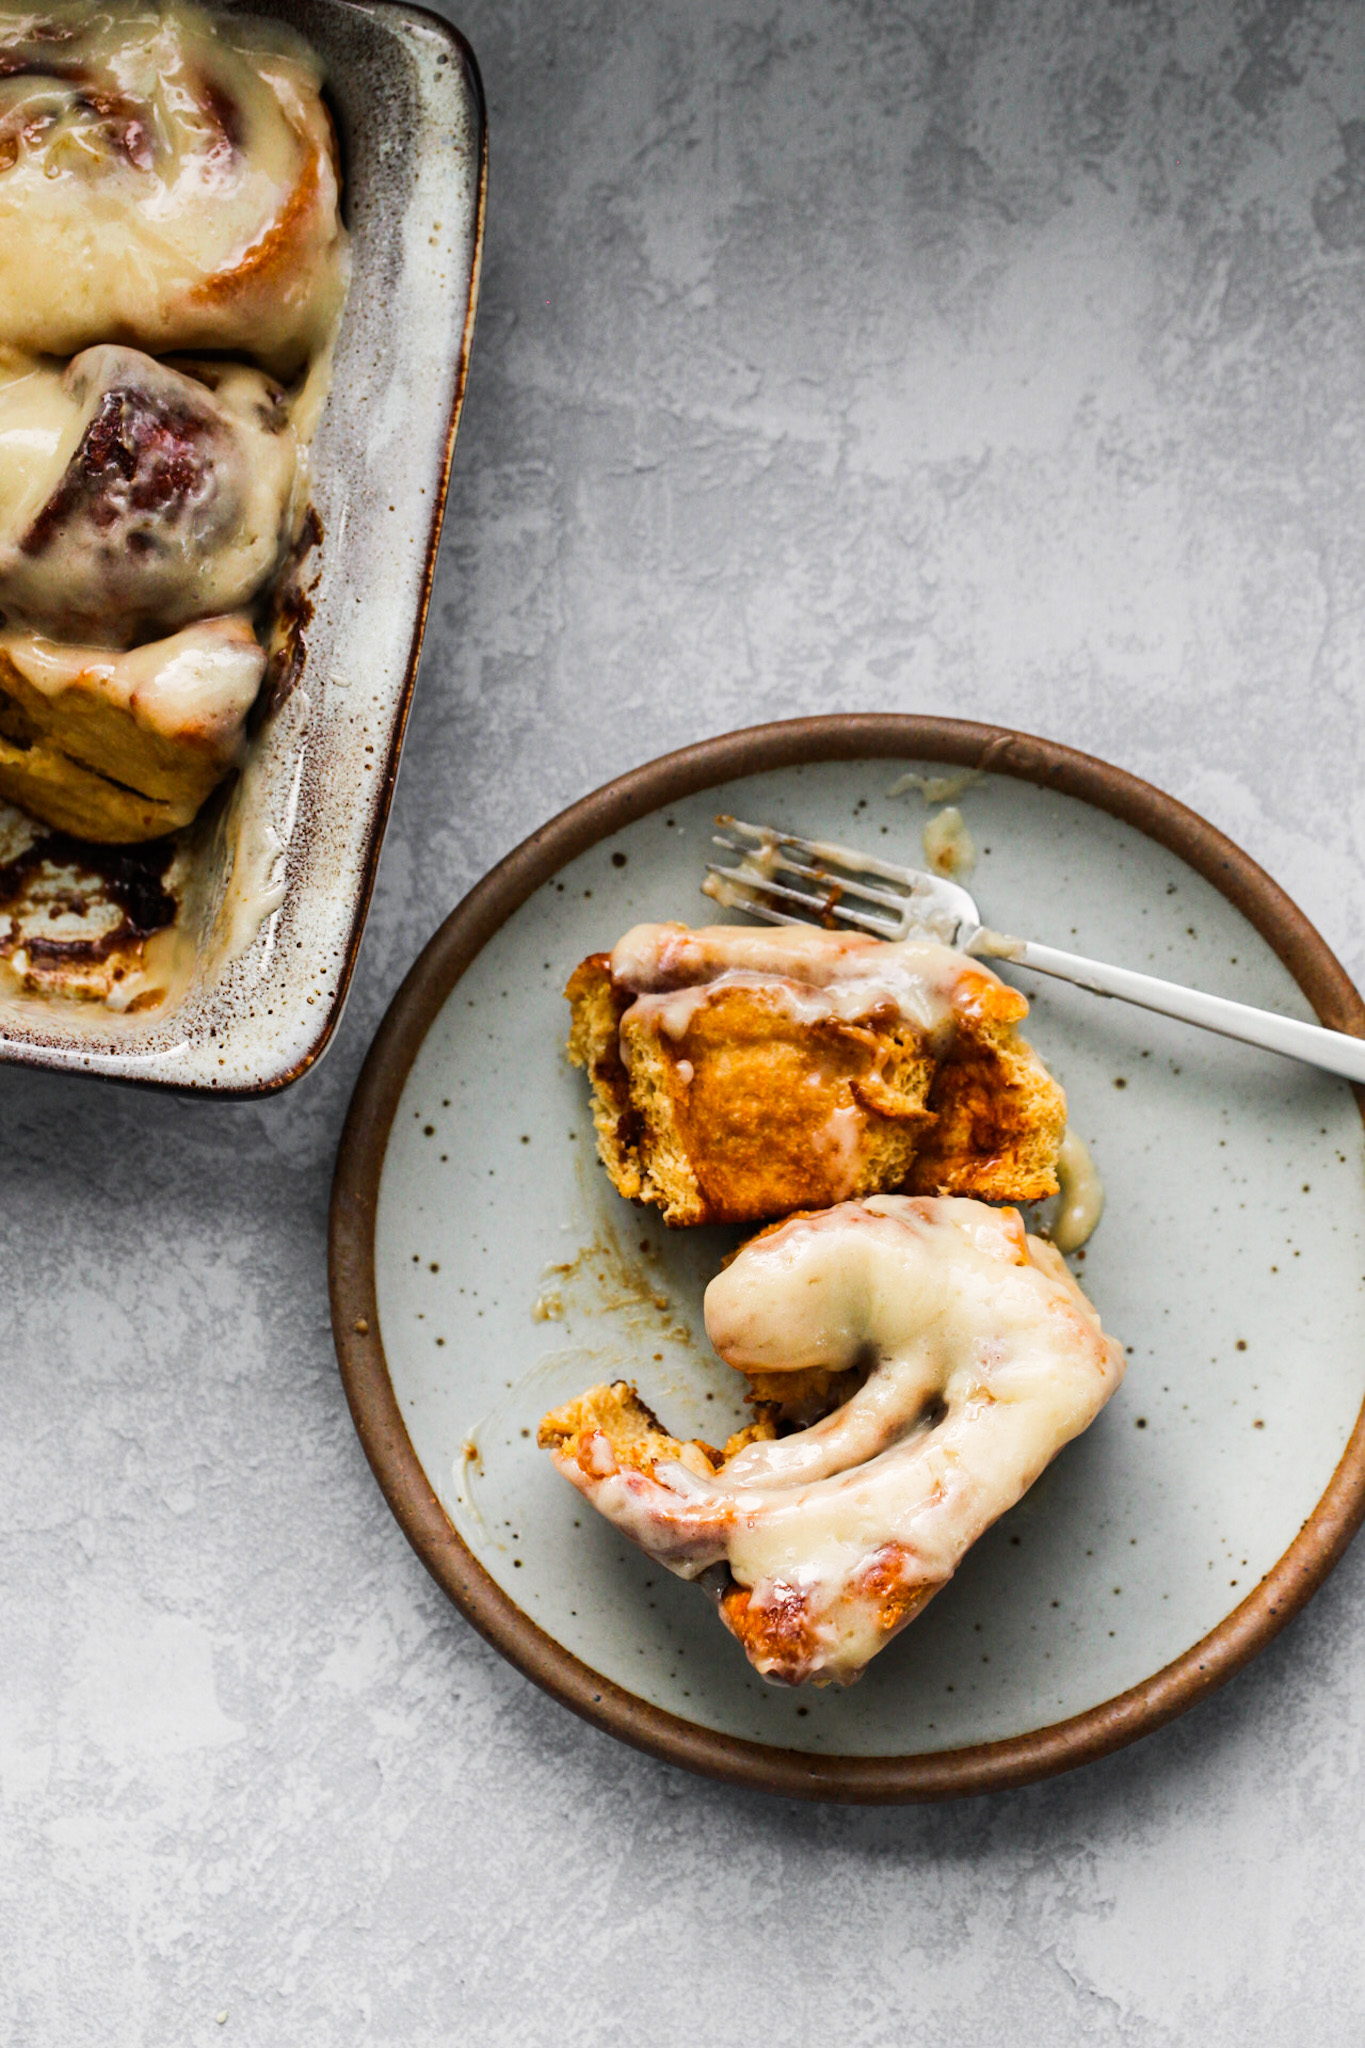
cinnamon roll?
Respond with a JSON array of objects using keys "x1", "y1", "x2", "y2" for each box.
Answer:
[
  {"x1": 0, "y1": 0, "x2": 348, "y2": 374},
  {"x1": 540, "y1": 1197, "x2": 1125, "y2": 1686},
  {"x1": 0, "y1": 614, "x2": 265, "y2": 841},
  {"x1": 566, "y1": 922, "x2": 1067, "y2": 1225},
  {"x1": 0, "y1": 345, "x2": 303, "y2": 647}
]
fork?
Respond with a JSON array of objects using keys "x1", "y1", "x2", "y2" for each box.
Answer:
[{"x1": 703, "y1": 815, "x2": 1365, "y2": 1087}]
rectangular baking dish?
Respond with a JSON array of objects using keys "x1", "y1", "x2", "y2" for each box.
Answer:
[{"x1": 0, "y1": 0, "x2": 485, "y2": 1093}]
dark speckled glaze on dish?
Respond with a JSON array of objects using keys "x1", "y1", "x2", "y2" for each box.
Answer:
[{"x1": 0, "y1": 2, "x2": 486, "y2": 1093}]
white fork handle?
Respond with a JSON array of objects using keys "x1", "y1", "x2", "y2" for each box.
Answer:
[{"x1": 998, "y1": 939, "x2": 1365, "y2": 1087}]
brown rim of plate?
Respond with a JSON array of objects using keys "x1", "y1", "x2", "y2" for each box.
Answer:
[{"x1": 329, "y1": 712, "x2": 1365, "y2": 1803}]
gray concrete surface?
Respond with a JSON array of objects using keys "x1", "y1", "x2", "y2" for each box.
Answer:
[{"x1": 5, "y1": 1, "x2": 1365, "y2": 2039}]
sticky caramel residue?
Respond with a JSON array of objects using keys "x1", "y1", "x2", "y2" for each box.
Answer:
[
  {"x1": 0, "y1": 811, "x2": 182, "y2": 1004},
  {"x1": 537, "y1": 1211, "x2": 693, "y2": 1348}
]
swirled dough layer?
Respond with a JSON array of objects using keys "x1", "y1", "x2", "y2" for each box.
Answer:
[
  {"x1": 0, "y1": 0, "x2": 348, "y2": 373},
  {"x1": 540, "y1": 1196, "x2": 1125, "y2": 1685},
  {"x1": 0, "y1": 345, "x2": 302, "y2": 646}
]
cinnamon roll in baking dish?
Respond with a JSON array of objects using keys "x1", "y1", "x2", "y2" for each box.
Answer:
[
  {"x1": 0, "y1": 615, "x2": 264, "y2": 841},
  {"x1": 0, "y1": 0, "x2": 348, "y2": 374},
  {"x1": 0, "y1": 0, "x2": 348, "y2": 983},
  {"x1": 0, "y1": 345, "x2": 303, "y2": 646}
]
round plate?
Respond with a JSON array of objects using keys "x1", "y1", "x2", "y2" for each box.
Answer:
[{"x1": 329, "y1": 715, "x2": 1365, "y2": 1801}]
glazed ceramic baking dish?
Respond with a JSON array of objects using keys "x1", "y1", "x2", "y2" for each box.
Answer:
[{"x1": 0, "y1": 0, "x2": 485, "y2": 1093}]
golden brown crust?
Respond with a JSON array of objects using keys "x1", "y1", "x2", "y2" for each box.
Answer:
[
  {"x1": 565, "y1": 945, "x2": 1064, "y2": 1226},
  {"x1": 718, "y1": 1579, "x2": 824, "y2": 1683},
  {"x1": 646, "y1": 990, "x2": 932, "y2": 1225},
  {"x1": 537, "y1": 1379, "x2": 777, "y2": 1481},
  {"x1": 907, "y1": 1013, "x2": 1067, "y2": 1203},
  {"x1": 0, "y1": 736, "x2": 183, "y2": 842},
  {"x1": 188, "y1": 139, "x2": 327, "y2": 334},
  {"x1": 564, "y1": 956, "x2": 644, "y2": 1198},
  {"x1": 852, "y1": 1543, "x2": 939, "y2": 1638},
  {"x1": 718, "y1": 1544, "x2": 936, "y2": 1684}
]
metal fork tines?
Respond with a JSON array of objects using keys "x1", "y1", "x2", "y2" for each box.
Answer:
[
  {"x1": 698, "y1": 811, "x2": 1365, "y2": 1090},
  {"x1": 703, "y1": 814, "x2": 976, "y2": 947}
]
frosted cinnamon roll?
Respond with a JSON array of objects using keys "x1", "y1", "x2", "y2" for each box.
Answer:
[
  {"x1": 0, "y1": 345, "x2": 302, "y2": 646},
  {"x1": 0, "y1": 614, "x2": 264, "y2": 841},
  {"x1": 0, "y1": 0, "x2": 348, "y2": 374},
  {"x1": 540, "y1": 1197, "x2": 1125, "y2": 1686},
  {"x1": 567, "y1": 922, "x2": 1066, "y2": 1225}
]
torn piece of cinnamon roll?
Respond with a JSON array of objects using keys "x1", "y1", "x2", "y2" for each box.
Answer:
[
  {"x1": 0, "y1": 615, "x2": 264, "y2": 841},
  {"x1": 540, "y1": 1197, "x2": 1125, "y2": 1686},
  {"x1": 567, "y1": 922, "x2": 1067, "y2": 1226},
  {"x1": 0, "y1": 346, "x2": 302, "y2": 647},
  {"x1": 0, "y1": 0, "x2": 348, "y2": 374}
]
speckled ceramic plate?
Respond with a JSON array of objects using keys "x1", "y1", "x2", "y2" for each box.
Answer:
[
  {"x1": 0, "y1": 2, "x2": 485, "y2": 1094},
  {"x1": 330, "y1": 715, "x2": 1365, "y2": 1801}
]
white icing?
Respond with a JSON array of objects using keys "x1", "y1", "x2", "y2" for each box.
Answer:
[
  {"x1": 0, "y1": 350, "x2": 77, "y2": 533},
  {"x1": 701, "y1": 864, "x2": 772, "y2": 914},
  {"x1": 219, "y1": 816, "x2": 287, "y2": 964},
  {"x1": 550, "y1": 1196, "x2": 1124, "y2": 1684},
  {"x1": 584, "y1": 1434, "x2": 616, "y2": 1479},
  {"x1": 0, "y1": 616, "x2": 264, "y2": 755},
  {"x1": 812, "y1": 1102, "x2": 863, "y2": 1199},
  {"x1": 100, "y1": 921, "x2": 196, "y2": 1014},
  {"x1": 626, "y1": 965, "x2": 946, "y2": 1043},
  {"x1": 611, "y1": 922, "x2": 999, "y2": 1047},
  {"x1": 0, "y1": 347, "x2": 302, "y2": 647},
  {"x1": 0, "y1": 0, "x2": 349, "y2": 375}
]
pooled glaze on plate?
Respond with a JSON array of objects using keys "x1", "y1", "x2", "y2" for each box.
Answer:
[{"x1": 1049, "y1": 1129, "x2": 1106, "y2": 1255}]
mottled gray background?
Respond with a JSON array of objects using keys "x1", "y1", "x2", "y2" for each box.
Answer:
[{"x1": 5, "y1": 0, "x2": 1365, "y2": 2040}]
